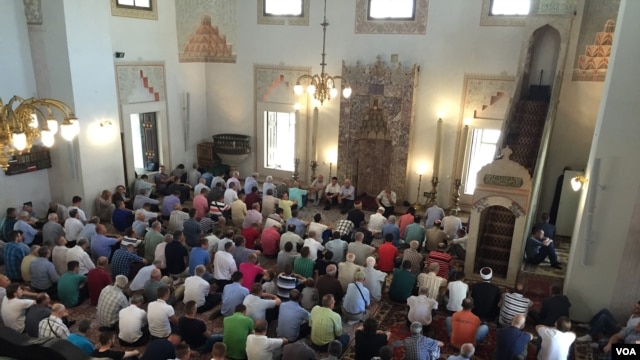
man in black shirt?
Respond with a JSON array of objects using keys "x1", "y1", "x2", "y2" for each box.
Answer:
[
  {"x1": 140, "y1": 332, "x2": 181, "y2": 360},
  {"x1": 178, "y1": 301, "x2": 223, "y2": 354},
  {"x1": 529, "y1": 285, "x2": 571, "y2": 326},
  {"x1": 470, "y1": 267, "x2": 501, "y2": 322}
]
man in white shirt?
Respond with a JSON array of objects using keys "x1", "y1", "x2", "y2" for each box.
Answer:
[
  {"x1": 302, "y1": 231, "x2": 325, "y2": 261},
  {"x1": 308, "y1": 174, "x2": 326, "y2": 206},
  {"x1": 347, "y1": 232, "x2": 375, "y2": 266},
  {"x1": 64, "y1": 209, "x2": 84, "y2": 243},
  {"x1": 130, "y1": 260, "x2": 163, "y2": 292},
  {"x1": 1, "y1": 283, "x2": 35, "y2": 333},
  {"x1": 308, "y1": 213, "x2": 331, "y2": 242},
  {"x1": 243, "y1": 283, "x2": 281, "y2": 322},
  {"x1": 66, "y1": 238, "x2": 95, "y2": 275},
  {"x1": 323, "y1": 177, "x2": 341, "y2": 211},
  {"x1": 368, "y1": 207, "x2": 387, "y2": 235},
  {"x1": 280, "y1": 225, "x2": 303, "y2": 252},
  {"x1": 446, "y1": 272, "x2": 469, "y2": 312},
  {"x1": 193, "y1": 177, "x2": 210, "y2": 197},
  {"x1": 118, "y1": 294, "x2": 149, "y2": 347},
  {"x1": 363, "y1": 257, "x2": 387, "y2": 302},
  {"x1": 67, "y1": 196, "x2": 87, "y2": 223},
  {"x1": 246, "y1": 319, "x2": 287, "y2": 360},
  {"x1": 184, "y1": 265, "x2": 221, "y2": 314},
  {"x1": 442, "y1": 211, "x2": 463, "y2": 239},
  {"x1": 408, "y1": 286, "x2": 438, "y2": 330},
  {"x1": 224, "y1": 182, "x2": 239, "y2": 206},
  {"x1": 213, "y1": 241, "x2": 238, "y2": 289},
  {"x1": 375, "y1": 187, "x2": 397, "y2": 218},
  {"x1": 338, "y1": 179, "x2": 355, "y2": 214},
  {"x1": 147, "y1": 285, "x2": 177, "y2": 338},
  {"x1": 226, "y1": 171, "x2": 241, "y2": 192},
  {"x1": 536, "y1": 317, "x2": 576, "y2": 360}
]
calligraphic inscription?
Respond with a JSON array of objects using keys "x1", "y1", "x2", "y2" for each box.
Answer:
[{"x1": 483, "y1": 174, "x2": 523, "y2": 188}]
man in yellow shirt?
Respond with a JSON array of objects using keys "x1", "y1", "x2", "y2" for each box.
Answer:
[{"x1": 309, "y1": 294, "x2": 349, "y2": 352}]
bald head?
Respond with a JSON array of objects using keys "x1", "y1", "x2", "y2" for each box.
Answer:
[
  {"x1": 511, "y1": 314, "x2": 526, "y2": 329},
  {"x1": 150, "y1": 268, "x2": 162, "y2": 280}
]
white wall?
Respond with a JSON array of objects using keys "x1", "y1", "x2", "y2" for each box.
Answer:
[
  {"x1": 109, "y1": 0, "x2": 208, "y2": 172},
  {"x1": 566, "y1": 0, "x2": 640, "y2": 321},
  {"x1": 0, "y1": 1, "x2": 52, "y2": 216},
  {"x1": 205, "y1": 0, "x2": 523, "y2": 205}
]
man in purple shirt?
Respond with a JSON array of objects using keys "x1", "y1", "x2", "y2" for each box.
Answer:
[{"x1": 161, "y1": 190, "x2": 182, "y2": 218}]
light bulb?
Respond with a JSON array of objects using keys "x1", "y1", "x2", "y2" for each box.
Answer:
[
  {"x1": 60, "y1": 124, "x2": 76, "y2": 141},
  {"x1": 570, "y1": 176, "x2": 584, "y2": 191},
  {"x1": 294, "y1": 84, "x2": 303, "y2": 95},
  {"x1": 343, "y1": 87, "x2": 352, "y2": 99},
  {"x1": 70, "y1": 119, "x2": 80, "y2": 136},
  {"x1": 307, "y1": 85, "x2": 316, "y2": 95},
  {"x1": 47, "y1": 119, "x2": 59, "y2": 135},
  {"x1": 329, "y1": 87, "x2": 338, "y2": 98},
  {"x1": 41, "y1": 130, "x2": 55, "y2": 147},
  {"x1": 29, "y1": 113, "x2": 38, "y2": 128},
  {"x1": 12, "y1": 133, "x2": 27, "y2": 151}
]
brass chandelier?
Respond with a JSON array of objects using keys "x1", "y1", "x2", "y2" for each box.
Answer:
[
  {"x1": 293, "y1": 0, "x2": 352, "y2": 107},
  {"x1": 0, "y1": 95, "x2": 79, "y2": 170}
]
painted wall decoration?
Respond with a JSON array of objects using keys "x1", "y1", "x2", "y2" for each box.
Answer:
[
  {"x1": 176, "y1": 0, "x2": 237, "y2": 63},
  {"x1": 572, "y1": 0, "x2": 620, "y2": 82},
  {"x1": 115, "y1": 63, "x2": 166, "y2": 105},
  {"x1": 461, "y1": 74, "x2": 515, "y2": 121},
  {"x1": 23, "y1": 0, "x2": 42, "y2": 25}
]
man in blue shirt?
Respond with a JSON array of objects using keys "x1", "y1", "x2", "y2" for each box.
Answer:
[
  {"x1": 493, "y1": 314, "x2": 533, "y2": 359},
  {"x1": 286, "y1": 210, "x2": 308, "y2": 238},
  {"x1": 525, "y1": 229, "x2": 562, "y2": 269},
  {"x1": 423, "y1": 202, "x2": 445, "y2": 229},
  {"x1": 30, "y1": 246, "x2": 59, "y2": 299},
  {"x1": 341, "y1": 271, "x2": 370, "y2": 323},
  {"x1": 277, "y1": 289, "x2": 310, "y2": 342},
  {"x1": 381, "y1": 216, "x2": 401, "y2": 246},
  {"x1": 221, "y1": 272, "x2": 249, "y2": 317},
  {"x1": 67, "y1": 319, "x2": 94, "y2": 355},
  {"x1": 1, "y1": 208, "x2": 18, "y2": 241},
  {"x1": 189, "y1": 239, "x2": 211, "y2": 276},
  {"x1": 3, "y1": 230, "x2": 29, "y2": 281},
  {"x1": 14, "y1": 211, "x2": 38, "y2": 245}
]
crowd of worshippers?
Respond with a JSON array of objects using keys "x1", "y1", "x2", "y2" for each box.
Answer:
[{"x1": 1, "y1": 167, "x2": 639, "y2": 359}]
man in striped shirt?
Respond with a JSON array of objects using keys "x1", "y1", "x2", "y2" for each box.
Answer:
[
  {"x1": 427, "y1": 243, "x2": 453, "y2": 280},
  {"x1": 499, "y1": 283, "x2": 532, "y2": 327}
]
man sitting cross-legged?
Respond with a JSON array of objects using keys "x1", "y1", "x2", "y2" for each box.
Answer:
[
  {"x1": 118, "y1": 294, "x2": 149, "y2": 347},
  {"x1": 221, "y1": 271, "x2": 250, "y2": 317},
  {"x1": 183, "y1": 264, "x2": 221, "y2": 314},
  {"x1": 342, "y1": 270, "x2": 371, "y2": 324},
  {"x1": 97, "y1": 275, "x2": 129, "y2": 331},
  {"x1": 277, "y1": 289, "x2": 311, "y2": 342},
  {"x1": 93, "y1": 331, "x2": 140, "y2": 359},
  {"x1": 223, "y1": 304, "x2": 254, "y2": 360},
  {"x1": 179, "y1": 300, "x2": 223, "y2": 355},
  {"x1": 310, "y1": 294, "x2": 350, "y2": 351},
  {"x1": 148, "y1": 285, "x2": 178, "y2": 339},
  {"x1": 246, "y1": 319, "x2": 288, "y2": 360},
  {"x1": 446, "y1": 298, "x2": 489, "y2": 348},
  {"x1": 525, "y1": 229, "x2": 562, "y2": 269},
  {"x1": 404, "y1": 321, "x2": 444, "y2": 360},
  {"x1": 244, "y1": 282, "x2": 281, "y2": 323}
]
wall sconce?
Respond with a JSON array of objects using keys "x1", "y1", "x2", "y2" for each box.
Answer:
[
  {"x1": 570, "y1": 175, "x2": 587, "y2": 191},
  {"x1": 100, "y1": 120, "x2": 113, "y2": 127}
]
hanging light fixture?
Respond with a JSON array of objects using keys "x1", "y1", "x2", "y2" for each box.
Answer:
[
  {"x1": 0, "y1": 96, "x2": 79, "y2": 170},
  {"x1": 294, "y1": 0, "x2": 351, "y2": 107}
]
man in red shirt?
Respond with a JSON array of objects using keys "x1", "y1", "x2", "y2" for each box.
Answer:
[
  {"x1": 241, "y1": 223, "x2": 261, "y2": 250},
  {"x1": 245, "y1": 186, "x2": 261, "y2": 210},
  {"x1": 446, "y1": 298, "x2": 488, "y2": 348},
  {"x1": 398, "y1": 207, "x2": 416, "y2": 239},
  {"x1": 86, "y1": 256, "x2": 112, "y2": 305},
  {"x1": 260, "y1": 224, "x2": 281, "y2": 257},
  {"x1": 377, "y1": 234, "x2": 398, "y2": 273},
  {"x1": 428, "y1": 243, "x2": 453, "y2": 280}
]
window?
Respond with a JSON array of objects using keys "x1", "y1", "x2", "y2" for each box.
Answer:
[
  {"x1": 264, "y1": 0, "x2": 303, "y2": 16},
  {"x1": 464, "y1": 129, "x2": 501, "y2": 195},
  {"x1": 258, "y1": 0, "x2": 309, "y2": 25},
  {"x1": 368, "y1": 0, "x2": 416, "y2": 20},
  {"x1": 264, "y1": 111, "x2": 296, "y2": 172},
  {"x1": 490, "y1": 0, "x2": 530, "y2": 16},
  {"x1": 116, "y1": 0, "x2": 152, "y2": 10},
  {"x1": 111, "y1": 0, "x2": 157, "y2": 20}
]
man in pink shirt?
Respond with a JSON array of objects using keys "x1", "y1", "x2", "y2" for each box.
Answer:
[
  {"x1": 239, "y1": 253, "x2": 264, "y2": 290},
  {"x1": 261, "y1": 225, "x2": 281, "y2": 257},
  {"x1": 192, "y1": 188, "x2": 210, "y2": 220},
  {"x1": 398, "y1": 207, "x2": 416, "y2": 239}
]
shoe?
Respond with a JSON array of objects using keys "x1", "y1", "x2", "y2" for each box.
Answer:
[
  {"x1": 551, "y1": 263, "x2": 563, "y2": 270},
  {"x1": 577, "y1": 334, "x2": 592, "y2": 342}
]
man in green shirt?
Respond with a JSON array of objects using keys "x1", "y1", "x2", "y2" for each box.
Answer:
[
  {"x1": 293, "y1": 246, "x2": 315, "y2": 279},
  {"x1": 388, "y1": 260, "x2": 417, "y2": 303},
  {"x1": 310, "y1": 294, "x2": 349, "y2": 351},
  {"x1": 404, "y1": 216, "x2": 427, "y2": 251},
  {"x1": 223, "y1": 304, "x2": 254, "y2": 360},
  {"x1": 58, "y1": 260, "x2": 87, "y2": 308},
  {"x1": 144, "y1": 221, "x2": 164, "y2": 263}
]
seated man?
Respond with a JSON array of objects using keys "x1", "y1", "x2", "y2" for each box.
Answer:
[
  {"x1": 470, "y1": 267, "x2": 500, "y2": 322},
  {"x1": 310, "y1": 294, "x2": 350, "y2": 350},
  {"x1": 243, "y1": 282, "x2": 281, "y2": 323},
  {"x1": 97, "y1": 275, "x2": 129, "y2": 330},
  {"x1": 67, "y1": 319, "x2": 95, "y2": 355},
  {"x1": 529, "y1": 285, "x2": 571, "y2": 327},
  {"x1": 577, "y1": 299, "x2": 640, "y2": 342},
  {"x1": 179, "y1": 300, "x2": 223, "y2": 354},
  {"x1": 111, "y1": 200, "x2": 134, "y2": 233},
  {"x1": 110, "y1": 243, "x2": 146, "y2": 279},
  {"x1": 404, "y1": 322, "x2": 443, "y2": 360},
  {"x1": 342, "y1": 271, "x2": 370, "y2": 324},
  {"x1": 308, "y1": 174, "x2": 326, "y2": 206},
  {"x1": 147, "y1": 285, "x2": 178, "y2": 339},
  {"x1": 494, "y1": 314, "x2": 533, "y2": 359},
  {"x1": 388, "y1": 260, "x2": 416, "y2": 303},
  {"x1": 143, "y1": 268, "x2": 177, "y2": 304},
  {"x1": 408, "y1": 286, "x2": 438, "y2": 334},
  {"x1": 1, "y1": 283, "x2": 35, "y2": 333},
  {"x1": 223, "y1": 304, "x2": 255, "y2": 360},
  {"x1": 25, "y1": 293, "x2": 51, "y2": 337},
  {"x1": 93, "y1": 331, "x2": 140, "y2": 359},
  {"x1": 417, "y1": 263, "x2": 448, "y2": 304},
  {"x1": 95, "y1": 190, "x2": 116, "y2": 223},
  {"x1": 184, "y1": 265, "x2": 221, "y2": 314},
  {"x1": 381, "y1": 216, "x2": 401, "y2": 247},
  {"x1": 376, "y1": 187, "x2": 397, "y2": 218},
  {"x1": 316, "y1": 264, "x2": 344, "y2": 305},
  {"x1": 57, "y1": 260, "x2": 88, "y2": 308},
  {"x1": 140, "y1": 333, "x2": 181, "y2": 360},
  {"x1": 338, "y1": 179, "x2": 355, "y2": 214},
  {"x1": 118, "y1": 294, "x2": 149, "y2": 347},
  {"x1": 323, "y1": 177, "x2": 341, "y2": 211},
  {"x1": 363, "y1": 257, "x2": 387, "y2": 302},
  {"x1": 221, "y1": 271, "x2": 250, "y2": 317},
  {"x1": 499, "y1": 283, "x2": 532, "y2": 327},
  {"x1": 246, "y1": 319, "x2": 288, "y2": 360},
  {"x1": 446, "y1": 298, "x2": 489, "y2": 348},
  {"x1": 602, "y1": 321, "x2": 640, "y2": 355},
  {"x1": 536, "y1": 317, "x2": 575, "y2": 360},
  {"x1": 30, "y1": 246, "x2": 59, "y2": 299},
  {"x1": 277, "y1": 289, "x2": 311, "y2": 342},
  {"x1": 338, "y1": 253, "x2": 362, "y2": 292},
  {"x1": 87, "y1": 256, "x2": 112, "y2": 305},
  {"x1": 525, "y1": 229, "x2": 562, "y2": 269},
  {"x1": 37, "y1": 303, "x2": 70, "y2": 339}
]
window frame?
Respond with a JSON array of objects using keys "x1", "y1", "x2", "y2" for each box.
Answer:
[
  {"x1": 115, "y1": 0, "x2": 153, "y2": 11},
  {"x1": 264, "y1": 110, "x2": 297, "y2": 172},
  {"x1": 480, "y1": 0, "x2": 527, "y2": 26},
  {"x1": 355, "y1": 0, "x2": 428, "y2": 34},
  {"x1": 463, "y1": 127, "x2": 502, "y2": 196},
  {"x1": 111, "y1": 0, "x2": 158, "y2": 20},
  {"x1": 262, "y1": 0, "x2": 304, "y2": 18},
  {"x1": 366, "y1": 0, "x2": 417, "y2": 21},
  {"x1": 258, "y1": 0, "x2": 309, "y2": 26}
]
